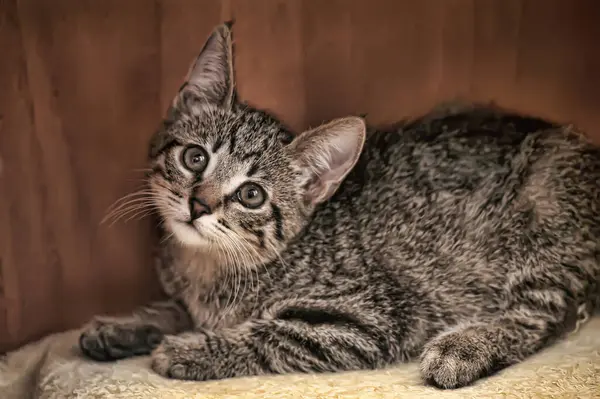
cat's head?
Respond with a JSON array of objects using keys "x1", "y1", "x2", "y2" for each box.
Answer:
[{"x1": 148, "y1": 23, "x2": 366, "y2": 267}]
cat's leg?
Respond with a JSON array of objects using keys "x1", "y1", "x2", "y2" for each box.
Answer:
[
  {"x1": 80, "y1": 300, "x2": 192, "y2": 361},
  {"x1": 150, "y1": 299, "x2": 397, "y2": 381},
  {"x1": 420, "y1": 271, "x2": 588, "y2": 389}
]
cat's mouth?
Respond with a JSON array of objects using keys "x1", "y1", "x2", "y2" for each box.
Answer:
[
  {"x1": 168, "y1": 219, "x2": 209, "y2": 247},
  {"x1": 181, "y1": 220, "x2": 203, "y2": 234}
]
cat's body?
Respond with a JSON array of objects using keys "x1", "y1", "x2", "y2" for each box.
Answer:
[
  {"x1": 159, "y1": 108, "x2": 600, "y2": 345},
  {"x1": 80, "y1": 24, "x2": 600, "y2": 388}
]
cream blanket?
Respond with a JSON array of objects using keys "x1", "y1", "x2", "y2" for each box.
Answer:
[{"x1": 1, "y1": 319, "x2": 599, "y2": 399}]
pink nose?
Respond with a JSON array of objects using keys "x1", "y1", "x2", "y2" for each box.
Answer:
[{"x1": 189, "y1": 198, "x2": 211, "y2": 220}]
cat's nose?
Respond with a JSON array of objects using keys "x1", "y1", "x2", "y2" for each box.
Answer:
[{"x1": 189, "y1": 197, "x2": 211, "y2": 220}]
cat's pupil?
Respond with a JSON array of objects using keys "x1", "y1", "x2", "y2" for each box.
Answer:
[
  {"x1": 192, "y1": 155, "x2": 202, "y2": 163},
  {"x1": 247, "y1": 189, "x2": 257, "y2": 198}
]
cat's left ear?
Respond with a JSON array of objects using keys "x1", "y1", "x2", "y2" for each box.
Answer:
[
  {"x1": 290, "y1": 117, "x2": 366, "y2": 205},
  {"x1": 171, "y1": 22, "x2": 236, "y2": 117}
]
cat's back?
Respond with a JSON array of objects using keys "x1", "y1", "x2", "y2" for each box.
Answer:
[
  {"x1": 324, "y1": 106, "x2": 600, "y2": 277},
  {"x1": 345, "y1": 106, "x2": 599, "y2": 214},
  {"x1": 352, "y1": 107, "x2": 554, "y2": 197}
]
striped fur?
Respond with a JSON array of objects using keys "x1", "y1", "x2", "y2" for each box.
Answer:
[{"x1": 79, "y1": 23, "x2": 600, "y2": 388}]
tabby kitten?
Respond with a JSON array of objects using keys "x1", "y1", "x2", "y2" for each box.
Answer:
[{"x1": 79, "y1": 23, "x2": 600, "y2": 389}]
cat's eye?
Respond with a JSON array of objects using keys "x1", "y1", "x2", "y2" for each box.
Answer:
[
  {"x1": 237, "y1": 183, "x2": 266, "y2": 209},
  {"x1": 182, "y1": 145, "x2": 209, "y2": 172}
]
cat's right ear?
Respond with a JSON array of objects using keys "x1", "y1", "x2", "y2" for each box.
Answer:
[
  {"x1": 290, "y1": 117, "x2": 367, "y2": 205},
  {"x1": 169, "y1": 22, "x2": 236, "y2": 118}
]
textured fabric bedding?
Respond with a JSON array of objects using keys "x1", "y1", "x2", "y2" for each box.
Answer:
[{"x1": 1, "y1": 318, "x2": 599, "y2": 399}]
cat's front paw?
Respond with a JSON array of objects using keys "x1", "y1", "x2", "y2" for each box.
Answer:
[
  {"x1": 79, "y1": 317, "x2": 163, "y2": 361},
  {"x1": 420, "y1": 324, "x2": 495, "y2": 389},
  {"x1": 151, "y1": 333, "x2": 209, "y2": 380}
]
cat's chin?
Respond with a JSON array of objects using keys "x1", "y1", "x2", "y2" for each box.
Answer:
[{"x1": 167, "y1": 220, "x2": 210, "y2": 248}]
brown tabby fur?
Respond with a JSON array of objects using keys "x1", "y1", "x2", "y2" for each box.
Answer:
[{"x1": 79, "y1": 23, "x2": 600, "y2": 388}]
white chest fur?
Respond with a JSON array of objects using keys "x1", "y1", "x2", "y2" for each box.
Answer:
[{"x1": 157, "y1": 243, "x2": 245, "y2": 330}]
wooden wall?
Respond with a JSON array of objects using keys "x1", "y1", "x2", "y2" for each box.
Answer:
[{"x1": 1, "y1": 0, "x2": 599, "y2": 352}]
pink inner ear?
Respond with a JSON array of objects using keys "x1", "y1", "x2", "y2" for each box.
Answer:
[
  {"x1": 305, "y1": 154, "x2": 352, "y2": 204},
  {"x1": 173, "y1": 25, "x2": 235, "y2": 113},
  {"x1": 306, "y1": 179, "x2": 343, "y2": 205},
  {"x1": 298, "y1": 118, "x2": 366, "y2": 204}
]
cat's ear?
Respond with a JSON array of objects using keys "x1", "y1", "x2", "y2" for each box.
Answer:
[
  {"x1": 290, "y1": 117, "x2": 366, "y2": 205},
  {"x1": 171, "y1": 22, "x2": 236, "y2": 117}
]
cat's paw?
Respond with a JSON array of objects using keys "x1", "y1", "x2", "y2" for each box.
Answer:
[
  {"x1": 420, "y1": 324, "x2": 495, "y2": 389},
  {"x1": 79, "y1": 317, "x2": 163, "y2": 361},
  {"x1": 151, "y1": 333, "x2": 208, "y2": 380}
]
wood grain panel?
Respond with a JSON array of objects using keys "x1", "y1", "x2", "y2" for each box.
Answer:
[
  {"x1": 232, "y1": 0, "x2": 307, "y2": 132},
  {"x1": 0, "y1": 0, "x2": 165, "y2": 350},
  {"x1": 1, "y1": 0, "x2": 600, "y2": 352},
  {"x1": 159, "y1": 0, "x2": 225, "y2": 112},
  {"x1": 0, "y1": 0, "x2": 38, "y2": 350},
  {"x1": 505, "y1": 0, "x2": 600, "y2": 133},
  {"x1": 299, "y1": 0, "x2": 356, "y2": 126}
]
